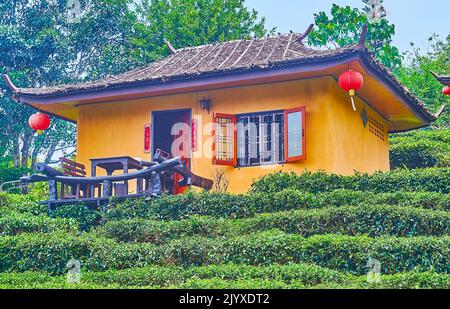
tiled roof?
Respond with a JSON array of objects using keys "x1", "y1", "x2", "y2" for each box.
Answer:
[
  {"x1": 13, "y1": 32, "x2": 357, "y2": 97},
  {"x1": 5, "y1": 30, "x2": 438, "y2": 123}
]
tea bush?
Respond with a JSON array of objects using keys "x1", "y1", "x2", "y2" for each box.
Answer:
[
  {"x1": 390, "y1": 129, "x2": 450, "y2": 169},
  {"x1": 49, "y1": 204, "x2": 101, "y2": 231},
  {"x1": 0, "y1": 267, "x2": 448, "y2": 289},
  {"x1": 0, "y1": 212, "x2": 78, "y2": 236},
  {"x1": 107, "y1": 189, "x2": 449, "y2": 222},
  {"x1": 1, "y1": 231, "x2": 448, "y2": 275},
  {"x1": 102, "y1": 205, "x2": 450, "y2": 244},
  {"x1": 251, "y1": 168, "x2": 450, "y2": 194}
]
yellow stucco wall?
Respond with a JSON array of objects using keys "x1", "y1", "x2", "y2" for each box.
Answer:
[{"x1": 77, "y1": 76, "x2": 389, "y2": 193}]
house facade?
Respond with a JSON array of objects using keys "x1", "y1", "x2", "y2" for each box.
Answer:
[{"x1": 4, "y1": 26, "x2": 438, "y2": 193}]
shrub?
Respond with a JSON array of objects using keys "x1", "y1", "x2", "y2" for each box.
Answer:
[
  {"x1": 390, "y1": 129, "x2": 450, "y2": 169},
  {"x1": 107, "y1": 189, "x2": 449, "y2": 222},
  {"x1": 0, "y1": 232, "x2": 157, "y2": 274},
  {"x1": 0, "y1": 158, "x2": 31, "y2": 187},
  {"x1": 50, "y1": 204, "x2": 101, "y2": 231},
  {"x1": 2, "y1": 232, "x2": 448, "y2": 275},
  {"x1": 0, "y1": 192, "x2": 48, "y2": 215},
  {"x1": 102, "y1": 205, "x2": 449, "y2": 244},
  {"x1": 1, "y1": 267, "x2": 448, "y2": 289},
  {"x1": 251, "y1": 168, "x2": 450, "y2": 194},
  {"x1": 240, "y1": 205, "x2": 450, "y2": 237},
  {"x1": 0, "y1": 212, "x2": 78, "y2": 236},
  {"x1": 100, "y1": 216, "x2": 232, "y2": 244}
]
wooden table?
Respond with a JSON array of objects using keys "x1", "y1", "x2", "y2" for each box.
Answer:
[{"x1": 90, "y1": 156, "x2": 144, "y2": 195}]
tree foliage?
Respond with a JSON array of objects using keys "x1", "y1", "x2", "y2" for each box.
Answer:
[
  {"x1": 133, "y1": 0, "x2": 270, "y2": 63},
  {"x1": 395, "y1": 34, "x2": 450, "y2": 127},
  {"x1": 308, "y1": 3, "x2": 401, "y2": 70},
  {"x1": 0, "y1": 0, "x2": 270, "y2": 171},
  {"x1": 0, "y1": 0, "x2": 140, "y2": 168}
]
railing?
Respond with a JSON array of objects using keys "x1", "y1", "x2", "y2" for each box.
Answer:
[{"x1": 19, "y1": 156, "x2": 213, "y2": 210}]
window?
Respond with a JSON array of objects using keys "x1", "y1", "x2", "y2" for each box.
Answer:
[
  {"x1": 284, "y1": 107, "x2": 306, "y2": 162},
  {"x1": 213, "y1": 108, "x2": 306, "y2": 167},
  {"x1": 213, "y1": 113, "x2": 236, "y2": 166},
  {"x1": 237, "y1": 111, "x2": 284, "y2": 167}
]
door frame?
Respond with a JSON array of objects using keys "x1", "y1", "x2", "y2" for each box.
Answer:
[{"x1": 151, "y1": 108, "x2": 192, "y2": 167}]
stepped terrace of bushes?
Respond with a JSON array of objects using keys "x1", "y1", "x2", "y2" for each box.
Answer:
[{"x1": 0, "y1": 167, "x2": 449, "y2": 289}]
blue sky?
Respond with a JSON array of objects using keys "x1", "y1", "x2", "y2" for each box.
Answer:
[{"x1": 245, "y1": 0, "x2": 449, "y2": 53}]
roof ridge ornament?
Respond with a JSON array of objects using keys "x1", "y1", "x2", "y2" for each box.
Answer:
[
  {"x1": 2, "y1": 74, "x2": 18, "y2": 93},
  {"x1": 298, "y1": 24, "x2": 314, "y2": 43},
  {"x1": 431, "y1": 71, "x2": 450, "y2": 86},
  {"x1": 164, "y1": 38, "x2": 177, "y2": 55},
  {"x1": 357, "y1": 24, "x2": 369, "y2": 50}
]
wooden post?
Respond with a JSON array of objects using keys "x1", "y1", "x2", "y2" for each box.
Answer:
[
  {"x1": 103, "y1": 180, "x2": 112, "y2": 198},
  {"x1": 48, "y1": 179, "x2": 57, "y2": 211}
]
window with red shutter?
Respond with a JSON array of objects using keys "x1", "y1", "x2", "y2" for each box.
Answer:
[
  {"x1": 212, "y1": 113, "x2": 236, "y2": 166},
  {"x1": 284, "y1": 107, "x2": 306, "y2": 162}
]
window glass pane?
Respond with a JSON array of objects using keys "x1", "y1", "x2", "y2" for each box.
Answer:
[
  {"x1": 237, "y1": 111, "x2": 284, "y2": 167},
  {"x1": 287, "y1": 111, "x2": 302, "y2": 158}
]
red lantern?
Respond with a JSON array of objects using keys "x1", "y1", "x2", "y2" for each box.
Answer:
[
  {"x1": 338, "y1": 70, "x2": 364, "y2": 111},
  {"x1": 28, "y1": 112, "x2": 50, "y2": 135},
  {"x1": 442, "y1": 86, "x2": 450, "y2": 96}
]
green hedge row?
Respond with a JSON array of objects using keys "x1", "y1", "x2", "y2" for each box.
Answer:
[
  {"x1": 1, "y1": 231, "x2": 448, "y2": 275},
  {"x1": 161, "y1": 232, "x2": 449, "y2": 274},
  {"x1": 0, "y1": 263, "x2": 345, "y2": 288},
  {"x1": 0, "y1": 193, "x2": 101, "y2": 231},
  {"x1": 390, "y1": 129, "x2": 450, "y2": 169},
  {"x1": 0, "y1": 192, "x2": 48, "y2": 216},
  {"x1": 107, "y1": 189, "x2": 449, "y2": 222},
  {"x1": 175, "y1": 272, "x2": 450, "y2": 289},
  {"x1": 0, "y1": 232, "x2": 156, "y2": 274},
  {"x1": 250, "y1": 168, "x2": 450, "y2": 194},
  {"x1": 0, "y1": 212, "x2": 78, "y2": 236},
  {"x1": 49, "y1": 204, "x2": 101, "y2": 231},
  {"x1": 1, "y1": 268, "x2": 448, "y2": 289},
  {"x1": 102, "y1": 205, "x2": 450, "y2": 244}
]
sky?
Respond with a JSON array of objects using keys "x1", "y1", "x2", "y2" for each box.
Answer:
[{"x1": 245, "y1": 0, "x2": 449, "y2": 54}]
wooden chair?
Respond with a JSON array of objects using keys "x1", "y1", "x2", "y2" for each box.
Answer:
[{"x1": 60, "y1": 158, "x2": 101, "y2": 199}]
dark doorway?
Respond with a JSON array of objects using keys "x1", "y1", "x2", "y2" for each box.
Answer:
[{"x1": 152, "y1": 109, "x2": 191, "y2": 194}]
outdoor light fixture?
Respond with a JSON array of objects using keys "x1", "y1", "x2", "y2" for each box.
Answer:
[{"x1": 199, "y1": 97, "x2": 211, "y2": 113}]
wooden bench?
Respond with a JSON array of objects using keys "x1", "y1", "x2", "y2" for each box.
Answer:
[{"x1": 60, "y1": 158, "x2": 101, "y2": 199}]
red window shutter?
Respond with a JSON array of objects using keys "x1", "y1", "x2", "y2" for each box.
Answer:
[
  {"x1": 212, "y1": 113, "x2": 237, "y2": 166},
  {"x1": 284, "y1": 107, "x2": 306, "y2": 162}
]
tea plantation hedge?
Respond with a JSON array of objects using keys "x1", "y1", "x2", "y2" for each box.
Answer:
[
  {"x1": 107, "y1": 189, "x2": 449, "y2": 221},
  {"x1": 0, "y1": 231, "x2": 448, "y2": 275},
  {"x1": 1, "y1": 267, "x2": 448, "y2": 289},
  {"x1": 0, "y1": 166, "x2": 448, "y2": 289},
  {"x1": 0, "y1": 212, "x2": 78, "y2": 236},
  {"x1": 101, "y1": 205, "x2": 450, "y2": 244},
  {"x1": 250, "y1": 168, "x2": 450, "y2": 194},
  {"x1": 390, "y1": 129, "x2": 450, "y2": 169}
]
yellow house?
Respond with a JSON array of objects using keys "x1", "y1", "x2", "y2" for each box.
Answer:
[{"x1": 4, "y1": 26, "x2": 439, "y2": 193}]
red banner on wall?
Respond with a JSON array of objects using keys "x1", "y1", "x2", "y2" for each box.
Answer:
[
  {"x1": 144, "y1": 123, "x2": 151, "y2": 154},
  {"x1": 191, "y1": 118, "x2": 198, "y2": 152}
]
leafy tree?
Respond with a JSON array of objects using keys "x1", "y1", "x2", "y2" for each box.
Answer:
[
  {"x1": 396, "y1": 34, "x2": 450, "y2": 128},
  {"x1": 0, "y1": 0, "x2": 270, "y2": 171},
  {"x1": 0, "y1": 0, "x2": 138, "y2": 168},
  {"x1": 133, "y1": 0, "x2": 271, "y2": 63},
  {"x1": 308, "y1": 3, "x2": 401, "y2": 70}
]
